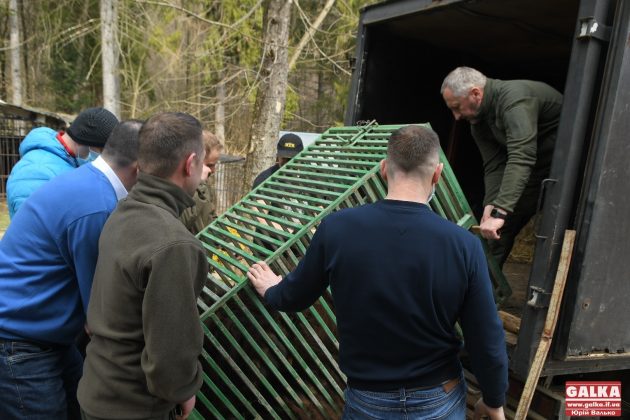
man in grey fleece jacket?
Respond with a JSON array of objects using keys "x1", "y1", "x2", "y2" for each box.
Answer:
[{"x1": 78, "y1": 112, "x2": 208, "y2": 420}]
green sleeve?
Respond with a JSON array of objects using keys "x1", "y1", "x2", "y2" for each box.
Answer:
[
  {"x1": 492, "y1": 99, "x2": 539, "y2": 212},
  {"x1": 471, "y1": 123, "x2": 506, "y2": 207},
  {"x1": 140, "y1": 242, "x2": 207, "y2": 402},
  {"x1": 180, "y1": 184, "x2": 210, "y2": 234}
]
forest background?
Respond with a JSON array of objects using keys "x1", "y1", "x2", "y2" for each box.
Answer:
[{"x1": 0, "y1": 0, "x2": 378, "y2": 186}]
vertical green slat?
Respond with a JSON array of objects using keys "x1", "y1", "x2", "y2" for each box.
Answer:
[
  {"x1": 232, "y1": 295, "x2": 328, "y2": 417},
  {"x1": 308, "y1": 305, "x2": 338, "y2": 348},
  {"x1": 317, "y1": 294, "x2": 337, "y2": 331},
  {"x1": 200, "y1": 349, "x2": 258, "y2": 418},
  {"x1": 295, "y1": 312, "x2": 345, "y2": 393},
  {"x1": 198, "y1": 373, "x2": 243, "y2": 419},
  {"x1": 210, "y1": 313, "x2": 296, "y2": 419},
  {"x1": 202, "y1": 323, "x2": 282, "y2": 420},
  {"x1": 243, "y1": 287, "x2": 340, "y2": 412},
  {"x1": 221, "y1": 305, "x2": 304, "y2": 409}
]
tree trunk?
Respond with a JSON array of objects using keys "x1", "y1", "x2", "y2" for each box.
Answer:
[
  {"x1": 215, "y1": 75, "x2": 226, "y2": 147},
  {"x1": 100, "y1": 0, "x2": 120, "y2": 117},
  {"x1": 8, "y1": 0, "x2": 24, "y2": 106},
  {"x1": 242, "y1": 0, "x2": 292, "y2": 190}
]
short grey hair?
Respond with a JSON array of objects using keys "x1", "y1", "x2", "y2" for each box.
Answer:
[{"x1": 441, "y1": 67, "x2": 487, "y2": 97}]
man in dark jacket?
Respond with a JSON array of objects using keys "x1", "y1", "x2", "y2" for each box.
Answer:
[
  {"x1": 247, "y1": 125, "x2": 508, "y2": 419},
  {"x1": 78, "y1": 112, "x2": 208, "y2": 420},
  {"x1": 441, "y1": 66, "x2": 563, "y2": 267},
  {"x1": 252, "y1": 133, "x2": 303, "y2": 188}
]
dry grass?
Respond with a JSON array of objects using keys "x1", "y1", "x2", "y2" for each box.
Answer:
[
  {"x1": 507, "y1": 217, "x2": 536, "y2": 264},
  {"x1": 0, "y1": 200, "x2": 9, "y2": 239}
]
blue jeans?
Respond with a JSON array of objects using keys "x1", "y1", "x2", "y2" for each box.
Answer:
[
  {"x1": 0, "y1": 340, "x2": 83, "y2": 419},
  {"x1": 343, "y1": 377, "x2": 466, "y2": 419}
]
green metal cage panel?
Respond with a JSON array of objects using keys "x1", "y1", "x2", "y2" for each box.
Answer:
[{"x1": 192, "y1": 122, "x2": 511, "y2": 419}]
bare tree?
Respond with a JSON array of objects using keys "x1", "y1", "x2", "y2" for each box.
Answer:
[
  {"x1": 8, "y1": 0, "x2": 23, "y2": 105},
  {"x1": 243, "y1": 0, "x2": 293, "y2": 189},
  {"x1": 100, "y1": 0, "x2": 120, "y2": 117},
  {"x1": 288, "y1": 0, "x2": 336, "y2": 71}
]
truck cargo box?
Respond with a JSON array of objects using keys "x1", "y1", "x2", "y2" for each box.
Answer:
[{"x1": 345, "y1": 0, "x2": 630, "y2": 379}]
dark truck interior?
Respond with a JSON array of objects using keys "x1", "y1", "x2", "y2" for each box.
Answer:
[
  {"x1": 347, "y1": 1, "x2": 630, "y2": 411},
  {"x1": 350, "y1": 0, "x2": 580, "y2": 215}
]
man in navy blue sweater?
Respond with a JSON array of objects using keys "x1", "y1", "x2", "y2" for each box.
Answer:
[{"x1": 248, "y1": 125, "x2": 507, "y2": 419}]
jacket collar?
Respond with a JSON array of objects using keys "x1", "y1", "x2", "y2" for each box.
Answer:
[
  {"x1": 476, "y1": 78, "x2": 497, "y2": 120},
  {"x1": 129, "y1": 172, "x2": 195, "y2": 218}
]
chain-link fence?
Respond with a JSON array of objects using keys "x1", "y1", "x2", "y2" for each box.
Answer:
[
  {"x1": 0, "y1": 102, "x2": 67, "y2": 198},
  {"x1": 214, "y1": 154, "x2": 247, "y2": 215}
]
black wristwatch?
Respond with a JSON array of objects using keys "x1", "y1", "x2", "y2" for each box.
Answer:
[{"x1": 490, "y1": 208, "x2": 507, "y2": 220}]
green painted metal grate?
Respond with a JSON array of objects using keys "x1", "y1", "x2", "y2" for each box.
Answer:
[{"x1": 192, "y1": 123, "x2": 511, "y2": 419}]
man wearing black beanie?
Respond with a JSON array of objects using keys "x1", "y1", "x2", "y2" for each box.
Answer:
[{"x1": 7, "y1": 106, "x2": 118, "y2": 218}]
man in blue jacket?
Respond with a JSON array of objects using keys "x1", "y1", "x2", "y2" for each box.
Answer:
[
  {"x1": 0, "y1": 120, "x2": 142, "y2": 419},
  {"x1": 6, "y1": 106, "x2": 118, "y2": 218},
  {"x1": 248, "y1": 125, "x2": 508, "y2": 419}
]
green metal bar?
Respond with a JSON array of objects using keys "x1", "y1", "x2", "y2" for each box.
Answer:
[
  {"x1": 295, "y1": 311, "x2": 345, "y2": 392},
  {"x1": 205, "y1": 256, "x2": 244, "y2": 286},
  {"x1": 280, "y1": 169, "x2": 359, "y2": 184},
  {"x1": 258, "y1": 187, "x2": 332, "y2": 205},
  {"x1": 227, "y1": 213, "x2": 293, "y2": 238},
  {"x1": 273, "y1": 175, "x2": 353, "y2": 191},
  {"x1": 221, "y1": 305, "x2": 304, "y2": 409},
  {"x1": 209, "y1": 313, "x2": 295, "y2": 419},
  {"x1": 308, "y1": 304, "x2": 338, "y2": 348},
  {"x1": 250, "y1": 194, "x2": 323, "y2": 213},
  {"x1": 231, "y1": 295, "x2": 328, "y2": 417},
  {"x1": 216, "y1": 219, "x2": 286, "y2": 246},
  {"x1": 198, "y1": 373, "x2": 243, "y2": 419},
  {"x1": 262, "y1": 181, "x2": 342, "y2": 198},
  {"x1": 280, "y1": 310, "x2": 344, "y2": 403},
  {"x1": 295, "y1": 156, "x2": 379, "y2": 167},
  {"x1": 306, "y1": 151, "x2": 387, "y2": 159},
  {"x1": 288, "y1": 163, "x2": 368, "y2": 176},
  {"x1": 202, "y1": 323, "x2": 280, "y2": 419},
  {"x1": 241, "y1": 199, "x2": 313, "y2": 222},
  {"x1": 206, "y1": 225, "x2": 274, "y2": 257},
  {"x1": 200, "y1": 349, "x2": 258, "y2": 417},
  {"x1": 233, "y1": 205, "x2": 303, "y2": 230},
  {"x1": 316, "y1": 293, "x2": 337, "y2": 333},
  {"x1": 200, "y1": 232, "x2": 260, "y2": 263},
  {"x1": 243, "y1": 287, "x2": 340, "y2": 412},
  {"x1": 199, "y1": 241, "x2": 250, "y2": 272}
]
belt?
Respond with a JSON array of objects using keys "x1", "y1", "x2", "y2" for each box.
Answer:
[{"x1": 407, "y1": 377, "x2": 461, "y2": 393}]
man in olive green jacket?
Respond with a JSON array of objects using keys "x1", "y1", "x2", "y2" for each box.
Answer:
[
  {"x1": 441, "y1": 67, "x2": 563, "y2": 267},
  {"x1": 180, "y1": 130, "x2": 223, "y2": 234},
  {"x1": 78, "y1": 112, "x2": 208, "y2": 420}
]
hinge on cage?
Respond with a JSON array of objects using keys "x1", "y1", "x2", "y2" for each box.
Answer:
[
  {"x1": 527, "y1": 286, "x2": 552, "y2": 309},
  {"x1": 338, "y1": 119, "x2": 378, "y2": 146},
  {"x1": 577, "y1": 17, "x2": 611, "y2": 42}
]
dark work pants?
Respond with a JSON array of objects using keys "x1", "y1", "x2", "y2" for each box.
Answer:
[{"x1": 488, "y1": 182, "x2": 540, "y2": 268}]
